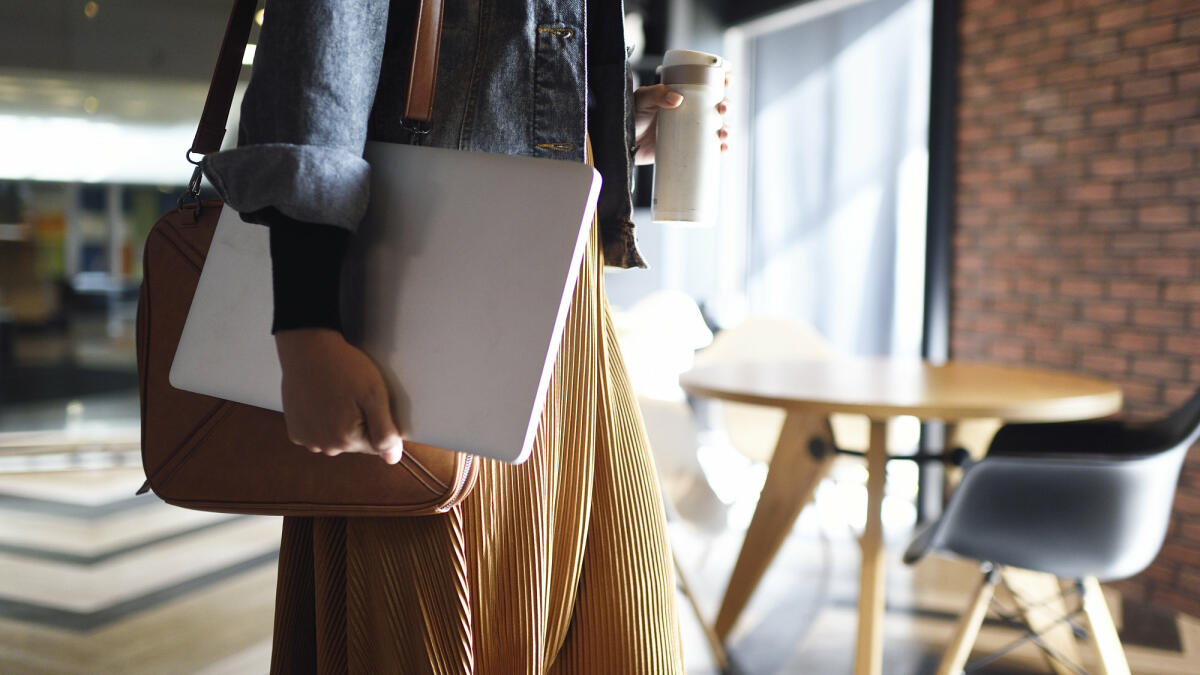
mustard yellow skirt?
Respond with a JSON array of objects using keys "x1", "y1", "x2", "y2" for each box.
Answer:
[{"x1": 268, "y1": 145, "x2": 684, "y2": 674}]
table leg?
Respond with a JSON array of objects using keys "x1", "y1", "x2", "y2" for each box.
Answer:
[
  {"x1": 1001, "y1": 568, "x2": 1083, "y2": 675},
  {"x1": 854, "y1": 420, "x2": 888, "y2": 675},
  {"x1": 714, "y1": 411, "x2": 836, "y2": 640}
]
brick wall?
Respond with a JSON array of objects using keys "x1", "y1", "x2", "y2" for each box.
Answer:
[{"x1": 954, "y1": 0, "x2": 1200, "y2": 616}]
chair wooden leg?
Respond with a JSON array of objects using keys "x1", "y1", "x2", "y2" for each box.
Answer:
[
  {"x1": 714, "y1": 412, "x2": 836, "y2": 640},
  {"x1": 674, "y1": 552, "x2": 730, "y2": 673},
  {"x1": 1001, "y1": 569, "x2": 1082, "y2": 675},
  {"x1": 854, "y1": 420, "x2": 889, "y2": 675},
  {"x1": 937, "y1": 569, "x2": 998, "y2": 675},
  {"x1": 1081, "y1": 577, "x2": 1131, "y2": 675}
]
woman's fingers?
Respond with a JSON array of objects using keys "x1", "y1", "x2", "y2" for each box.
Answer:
[
  {"x1": 637, "y1": 84, "x2": 684, "y2": 113},
  {"x1": 361, "y1": 385, "x2": 404, "y2": 464}
]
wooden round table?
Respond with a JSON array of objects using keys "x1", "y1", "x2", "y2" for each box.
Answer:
[{"x1": 679, "y1": 358, "x2": 1122, "y2": 675}]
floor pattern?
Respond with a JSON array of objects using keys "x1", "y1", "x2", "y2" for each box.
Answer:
[{"x1": 1, "y1": 466, "x2": 1198, "y2": 674}]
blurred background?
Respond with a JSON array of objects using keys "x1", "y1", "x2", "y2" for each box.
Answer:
[{"x1": 2, "y1": 1, "x2": 1199, "y2": 673}]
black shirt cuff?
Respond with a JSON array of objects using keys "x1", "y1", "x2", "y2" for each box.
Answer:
[{"x1": 246, "y1": 207, "x2": 350, "y2": 334}]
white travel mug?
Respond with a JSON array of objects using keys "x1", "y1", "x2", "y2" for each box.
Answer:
[{"x1": 652, "y1": 49, "x2": 727, "y2": 225}]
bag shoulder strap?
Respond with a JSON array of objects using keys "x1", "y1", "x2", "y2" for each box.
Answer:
[{"x1": 190, "y1": 0, "x2": 443, "y2": 156}]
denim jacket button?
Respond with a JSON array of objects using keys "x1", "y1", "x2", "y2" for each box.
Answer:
[{"x1": 536, "y1": 26, "x2": 575, "y2": 39}]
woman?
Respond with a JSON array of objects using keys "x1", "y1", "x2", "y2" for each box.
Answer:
[{"x1": 201, "y1": 0, "x2": 727, "y2": 671}]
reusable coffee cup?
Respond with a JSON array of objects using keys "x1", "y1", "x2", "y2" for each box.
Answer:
[{"x1": 652, "y1": 49, "x2": 727, "y2": 225}]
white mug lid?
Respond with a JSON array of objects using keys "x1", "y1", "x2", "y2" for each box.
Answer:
[{"x1": 663, "y1": 48, "x2": 725, "y2": 69}]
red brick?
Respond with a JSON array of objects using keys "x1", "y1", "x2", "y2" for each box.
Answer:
[
  {"x1": 1183, "y1": 16, "x2": 1200, "y2": 38},
  {"x1": 1041, "y1": 113, "x2": 1085, "y2": 133},
  {"x1": 1019, "y1": 138, "x2": 1061, "y2": 160},
  {"x1": 1133, "y1": 355, "x2": 1187, "y2": 379},
  {"x1": 1116, "y1": 128, "x2": 1169, "y2": 149},
  {"x1": 1138, "y1": 204, "x2": 1190, "y2": 227},
  {"x1": 1144, "y1": 98, "x2": 1200, "y2": 122},
  {"x1": 1148, "y1": 44, "x2": 1200, "y2": 70},
  {"x1": 1095, "y1": 4, "x2": 1146, "y2": 29},
  {"x1": 1140, "y1": 151, "x2": 1194, "y2": 174},
  {"x1": 1174, "y1": 122, "x2": 1200, "y2": 144},
  {"x1": 1111, "y1": 232, "x2": 1161, "y2": 250},
  {"x1": 1123, "y1": 379, "x2": 1163, "y2": 404},
  {"x1": 997, "y1": 73, "x2": 1041, "y2": 93},
  {"x1": 991, "y1": 298, "x2": 1033, "y2": 314},
  {"x1": 1158, "y1": 541, "x2": 1200, "y2": 566},
  {"x1": 1033, "y1": 301, "x2": 1079, "y2": 320},
  {"x1": 1092, "y1": 54, "x2": 1145, "y2": 78},
  {"x1": 1066, "y1": 82, "x2": 1117, "y2": 106},
  {"x1": 1062, "y1": 323, "x2": 1107, "y2": 344},
  {"x1": 1165, "y1": 283, "x2": 1200, "y2": 303},
  {"x1": 1181, "y1": 520, "x2": 1200, "y2": 544},
  {"x1": 1110, "y1": 328, "x2": 1161, "y2": 351},
  {"x1": 1118, "y1": 180, "x2": 1171, "y2": 199},
  {"x1": 1082, "y1": 351, "x2": 1130, "y2": 373},
  {"x1": 1086, "y1": 208, "x2": 1134, "y2": 228},
  {"x1": 1027, "y1": 43, "x2": 1070, "y2": 67},
  {"x1": 1109, "y1": 279, "x2": 1161, "y2": 300},
  {"x1": 1058, "y1": 232, "x2": 1107, "y2": 252},
  {"x1": 1047, "y1": 15, "x2": 1091, "y2": 39},
  {"x1": 1002, "y1": 26, "x2": 1044, "y2": 50},
  {"x1": 1179, "y1": 67, "x2": 1200, "y2": 91},
  {"x1": 1082, "y1": 301, "x2": 1130, "y2": 322},
  {"x1": 998, "y1": 118, "x2": 1036, "y2": 137},
  {"x1": 1138, "y1": 562, "x2": 1177, "y2": 586},
  {"x1": 1091, "y1": 155, "x2": 1136, "y2": 176},
  {"x1": 1069, "y1": 182, "x2": 1115, "y2": 201},
  {"x1": 1165, "y1": 334, "x2": 1200, "y2": 354},
  {"x1": 1137, "y1": 306, "x2": 1185, "y2": 326},
  {"x1": 1072, "y1": 35, "x2": 1121, "y2": 60},
  {"x1": 1173, "y1": 176, "x2": 1200, "y2": 196},
  {"x1": 1134, "y1": 255, "x2": 1192, "y2": 276},
  {"x1": 1060, "y1": 278, "x2": 1107, "y2": 297},
  {"x1": 1167, "y1": 383, "x2": 1200, "y2": 406},
  {"x1": 1028, "y1": 0, "x2": 1068, "y2": 19},
  {"x1": 1089, "y1": 104, "x2": 1138, "y2": 127},
  {"x1": 1134, "y1": 307, "x2": 1187, "y2": 328},
  {"x1": 988, "y1": 341, "x2": 1028, "y2": 361},
  {"x1": 985, "y1": 7, "x2": 1021, "y2": 28},
  {"x1": 1065, "y1": 135, "x2": 1114, "y2": 155},
  {"x1": 1164, "y1": 230, "x2": 1200, "y2": 248},
  {"x1": 1045, "y1": 63, "x2": 1092, "y2": 84},
  {"x1": 1014, "y1": 322, "x2": 1057, "y2": 341},
  {"x1": 998, "y1": 165, "x2": 1035, "y2": 183},
  {"x1": 1119, "y1": 75, "x2": 1173, "y2": 99},
  {"x1": 1147, "y1": 0, "x2": 1200, "y2": 19},
  {"x1": 1123, "y1": 20, "x2": 1178, "y2": 47},
  {"x1": 1033, "y1": 343, "x2": 1077, "y2": 365},
  {"x1": 1152, "y1": 592, "x2": 1200, "y2": 621}
]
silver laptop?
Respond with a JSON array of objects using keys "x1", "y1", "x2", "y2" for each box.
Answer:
[{"x1": 169, "y1": 142, "x2": 601, "y2": 464}]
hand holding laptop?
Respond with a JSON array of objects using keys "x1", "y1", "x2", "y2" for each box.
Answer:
[{"x1": 275, "y1": 328, "x2": 405, "y2": 464}]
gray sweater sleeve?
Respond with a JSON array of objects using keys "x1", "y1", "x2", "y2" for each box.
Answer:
[{"x1": 200, "y1": 0, "x2": 391, "y2": 231}]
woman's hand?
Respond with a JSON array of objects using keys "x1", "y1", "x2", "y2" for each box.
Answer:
[
  {"x1": 274, "y1": 328, "x2": 405, "y2": 464},
  {"x1": 633, "y1": 73, "x2": 731, "y2": 166}
]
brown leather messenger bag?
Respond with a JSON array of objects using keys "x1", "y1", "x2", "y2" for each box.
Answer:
[{"x1": 136, "y1": 0, "x2": 480, "y2": 516}]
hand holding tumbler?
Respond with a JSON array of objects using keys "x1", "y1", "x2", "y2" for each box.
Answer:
[{"x1": 652, "y1": 49, "x2": 728, "y2": 225}]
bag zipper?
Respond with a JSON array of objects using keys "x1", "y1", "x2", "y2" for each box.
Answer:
[{"x1": 437, "y1": 455, "x2": 475, "y2": 512}]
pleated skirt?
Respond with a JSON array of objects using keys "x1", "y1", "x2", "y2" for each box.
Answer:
[{"x1": 268, "y1": 148, "x2": 684, "y2": 674}]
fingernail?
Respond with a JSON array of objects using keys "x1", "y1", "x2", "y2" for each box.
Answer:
[
  {"x1": 666, "y1": 91, "x2": 683, "y2": 106},
  {"x1": 384, "y1": 448, "x2": 403, "y2": 465}
]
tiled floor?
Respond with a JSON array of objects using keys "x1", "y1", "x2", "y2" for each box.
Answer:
[{"x1": 1, "y1": 463, "x2": 1198, "y2": 674}]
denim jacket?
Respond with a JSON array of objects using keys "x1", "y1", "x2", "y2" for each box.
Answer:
[{"x1": 202, "y1": 0, "x2": 646, "y2": 269}]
